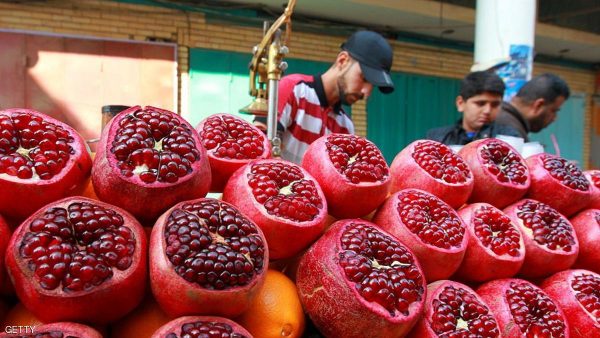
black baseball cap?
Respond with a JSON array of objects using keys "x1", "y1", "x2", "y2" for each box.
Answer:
[{"x1": 341, "y1": 30, "x2": 394, "y2": 94}]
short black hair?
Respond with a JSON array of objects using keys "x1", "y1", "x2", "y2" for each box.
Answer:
[
  {"x1": 516, "y1": 73, "x2": 570, "y2": 104},
  {"x1": 459, "y1": 71, "x2": 505, "y2": 100}
]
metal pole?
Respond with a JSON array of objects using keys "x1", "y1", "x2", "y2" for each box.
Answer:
[{"x1": 268, "y1": 79, "x2": 281, "y2": 156}]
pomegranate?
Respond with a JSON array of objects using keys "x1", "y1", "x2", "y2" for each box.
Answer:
[
  {"x1": 296, "y1": 219, "x2": 426, "y2": 338},
  {"x1": 389, "y1": 140, "x2": 473, "y2": 209},
  {"x1": 477, "y1": 278, "x2": 569, "y2": 337},
  {"x1": 453, "y1": 203, "x2": 525, "y2": 283},
  {"x1": 222, "y1": 159, "x2": 327, "y2": 260},
  {"x1": 458, "y1": 138, "x2": 530, "y2": 208},
  {"x1": 196, "y1": 113, "x2": 271, "y2": 192},
  {"x1": 372, "y1": 189, "x2": 468, "y2": 281},
  {"x1": 570, "y1": 209, "x2": 600, "y2": 273},
  {"x1": 150, "y1": 198, "x2": 268, "y2": 318},
  {"x1": 526, "y1": 153, "x2": 591, "y2": 217},
  {"x1": 92, "y1": 105, "x2": 211, "y2": 223},
  {"x1": 584, "y1": 170, "x2": 600, "y2": 209},
  {"x1": 0, "y1": 108, "x2": 92, "y2": 221},
  {"x1": 151, "y1": 316, "x2": 252, "y2": 338},
  {"x1": 408, "y1": 280, "x2": 500, "y2": 338},
  {"x1": 0, "y1": 322, "x2": 103, "y2": 338},
  {"x1": 541, "y1": 269, "x2": 600, "y2": 338},
  {"x1": 5, "y1": 196, "x2": 147, "y2": 324},
  {"x1": 504, "y1": 199, "x2": 579, "y2": 279},
  {"x1": 301, "y1": 133, "x2": 390, "y2": 218},
  {"x1": 0, "y1": 215, "x2": 10, "y2": 291}
]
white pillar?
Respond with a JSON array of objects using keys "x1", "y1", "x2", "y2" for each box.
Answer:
[{"x1": 472, "y1": 0, "x2": 537, "y2": 100}]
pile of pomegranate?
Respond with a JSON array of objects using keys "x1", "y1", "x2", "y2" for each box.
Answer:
[{"x1": 0, "y1": 107, "x2": 598, "y2": 338}]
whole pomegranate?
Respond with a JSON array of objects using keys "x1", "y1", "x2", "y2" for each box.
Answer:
[
  {"x1": 372, "y1": 189, "x2": 468, "y2": 281},
  {"x1": 150, "y1": 198, "x2": 268, "y2": 318},
  {"x1": 196, "y1": 113, "x2": 271, "y2": 192},
  {"x1": 92, "y1": 105, "x2": 211, "y2": 223},
  {"x1": 5, "y1": 197, "x2": 147, "y2": 324},
  {"x1": 222, "y1": 159, "x2": 327, "y2": 260},
  {"x1": 526, "y1": 153, "x2": 591, "y2": 217},
  {"x1": 477, "y1": 278, "x2": 569, "y2": 337},
  {"x1": 584, "y1": 170, "x2": 600, "y2": 209},
  {"x1": 151, "y1": 316, "x2": 252, "y2": 338},
  {"x1": 301, "y1": 133, "x2": 390, "y2": 218},
  {"x1": 0, "y1": 215, "x2": 10, "y2": 292},
  {"x1": 570, "y1": 209, "x2": 600, "y2": 273},
  {"x1": 296, "y1": 219, "x2": 426, "y2": 338},
  {"x1": 454, "y1": 203, "x2": 525, "y2": 283},
  {"x1": 0, "y1": 322, "x2": 103, "y2": 338},
  {"x1": 458, "y1": 138, "x2": 530, "y2": 208},
  {"x1": 0, "y1": 108, "x2": 92, "y2": 221},
  {"x1": 389, "y1": 140, "x2": 473, "y2": 209},
  {"x1": 541, "y1": 269, "x2": 600, "y2": 338},
  {"x1": 408, "y1": 280, "x2": 500, "y2": 338},
  {"x1": 504, "y1": 199, "x2": 579, "y2": 279}
]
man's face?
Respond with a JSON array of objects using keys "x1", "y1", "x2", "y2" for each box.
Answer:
[
  {"x1": 529, "y1": 96, "x2": 566, "y2": 132},
  {"x1": 458, "y1": 92, "x2": 503, "y2": 132},
  {"x1": 337, "y1": 60, "x2": 373, "y2": 106}
]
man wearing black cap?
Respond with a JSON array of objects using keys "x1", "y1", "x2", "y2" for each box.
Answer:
[{"x1": 267, "y1": 30, "x2": 394, "y2": 164}]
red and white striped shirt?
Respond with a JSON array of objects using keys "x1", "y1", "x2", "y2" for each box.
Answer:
[{"x1": 277, "y1": 74, "x2": 354, "y2": 163}]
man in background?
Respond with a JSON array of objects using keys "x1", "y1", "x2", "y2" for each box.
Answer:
[
  {"x1": 426, "y1": 71, "x2": 519, "y2": 145},
  {"x1": 496, "y1": 73, "x2": 570, "y2": 142}
]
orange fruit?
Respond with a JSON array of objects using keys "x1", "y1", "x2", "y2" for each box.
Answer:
[
  {"x1": 110, "y1": 296, "x2": 171, "y2": 338},
  {"x1": 2, "y1": 302, "x2": 44, "y2": 327},
  {"x1": 236, "y1": 269, "x2": 305, "y2": 338}
]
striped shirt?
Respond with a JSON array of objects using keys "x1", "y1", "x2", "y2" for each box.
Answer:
[{"x1": 278, "y1": 74, "x2": 354, "y2": 163}]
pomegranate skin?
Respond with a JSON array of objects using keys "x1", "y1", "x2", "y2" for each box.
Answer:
[
  {"x1": 0, "y1": 108, "x2": 92, "y2": 221},
  {"x1": 5, "y1": 197, "x2": 147, "y2": 324},
  {"x1": 301, "y1": 133, "x2": 391, "y2": 219},
  {"x1": 570, "y1": 209, "x2": 600, "y2": 273},
  {"x1": 390, "y1": 140, "x2": 474, "y2": 209},
  {"x1": 196, "y1": 113, "x2": 271, "y2": 192},
  {"x1": 541, "y1": 269, "x2": 600, "y2": 338},
  {"x1": 477, "y1": 278, "x2": 570, "y2": 338},
  {"x1": 526, "y1": 153, "x2": 591, "y2": 217},
  {"x1": 408, "y1": 280, "x2": 500, "y2": 338},
  {"x1": 458, "y1": 138, "x2": 530, "y2": 209},
  {"x1": 92, "y1": 105, "x2": 211, "y2": 223},
  {"x1": 149, "y1": 198, "x2": 268, "y2": 318},
  {"x1": 584, "y1": 170, "x2": 600, "y2": 209},
  {"x1": 372, "y1": 189, "x2": 469, "y2": 282},
  {"x1": 151, "y1": 316, "x2": 252, "y2": 338},
  {"x1": 0, "y1": 215, "x2": 10, "y2": 292},
  {"x1": 296, "y1": 219, "x2": 426, "y2": 338},
  {"x1": 0, "y1": 322, "x2": 103, "y2": 338},
  {"x1": 504, "y1": 199, "x2": 579, "y2": 279},
  {"x1": 222, "y1": 159, "x2": 328, "y2": 260},
  {"x1": 453, "y1": 203, "x2": 525, "y2": 283}
]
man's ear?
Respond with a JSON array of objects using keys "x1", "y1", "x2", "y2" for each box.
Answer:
[
  {"x1": 336, "y1": 51, "x2": 351, "y2": 69},
  {"x1": 456, "y1": 96, "x2": 465, "y2": 113},
  {"x1": 531, "y1": 98, "x2": 546, "y2": 116}
]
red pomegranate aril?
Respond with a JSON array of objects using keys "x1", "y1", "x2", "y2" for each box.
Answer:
[
  {"x1": 454, "y1": 203, "x2": 524, "y2": 283},
  {"x1": 570, "y1": 209, "x2": 600, "y2": 273},
  {"x1": 197, "y1": 113, "x2": 271, "y2": 192},
  {"x1": 526, "y1": 153, "x2": 591, "y2": 217},
  {"x1": 5, "y1": 197, "x2": 146, "y2": 324},
  {"x1": 585, "y1": 170, "x2": 600, "y2": 209},
  {"x1": 0, "y1": 109, "x2": 92, "y2": 221},
  {"x1": 223, "y1": 159, "x2": 327, "y2": 260},
  {"x1": 373, "y1": 189, "x2": 468, "y2": 282},
  {"x1": 477, "y1": 278, "x2": 569, "y2": 338},
  {"x1": 297, "y1": 220, "x2": 426, "y2": 338},
  {"x1": 150, "y1": 198, "x2": 268, "y2": 318},
  {"x1": 390, "y1": 140, "x2": 473, "y2": 209},
  {"x1": 504, "y1": 199, "x2": 579, "y2": 279},
  {"x1": 301, "y1": 133, "x2": 390, "y2": 218},
  {"x1": 92, "y1": 106, "x2": 211, "y2": 223},
  {"x1": 459, "y1": 139, "x2": 530, "y2": 208},
  {"x1": 408, "y1": 280, "x2": 500, "y2": 338},
  {"x1": 151, "y1": 316, "x2": 251, "y2": 338}
]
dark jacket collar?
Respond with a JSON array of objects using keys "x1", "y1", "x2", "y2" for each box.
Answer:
[
  {"x1": 314, "y1": 74, "x2": 342, "y2": 115},
  {"x1": 502, "y1": 101, "x2": 530, "y2": 133}
]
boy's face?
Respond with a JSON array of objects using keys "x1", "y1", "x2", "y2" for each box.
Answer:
[{"x1": 457, "y1": 92, "x2": 503, "y2": 132}]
